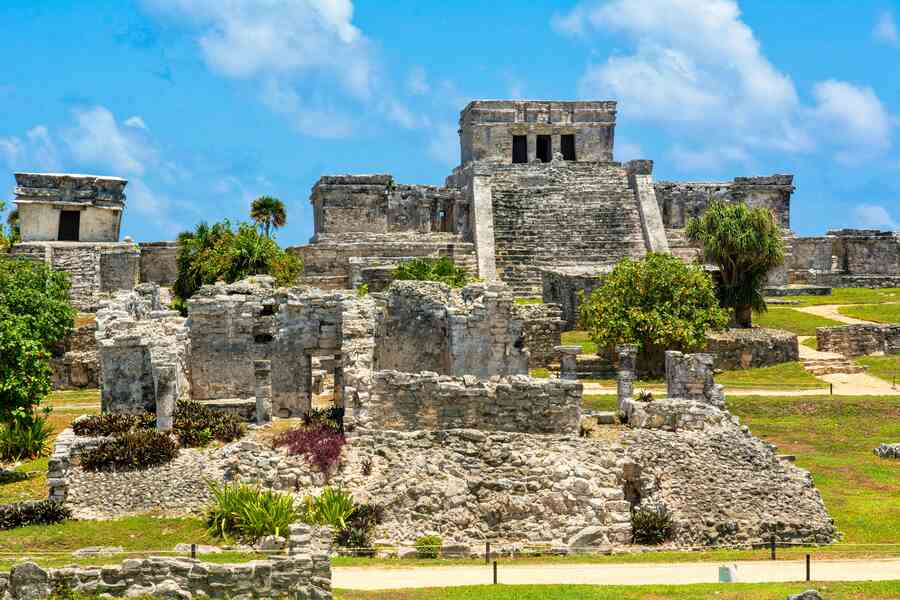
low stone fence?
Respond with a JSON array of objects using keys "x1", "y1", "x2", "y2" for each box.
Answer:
[
  {"x1": 354, "y1": 370, "x2": 581, "y2": 434},
  {"x1": 47, "y1": 428, "x2": 110, "y2": 503},
  {"x1": 816, "y1": 324, "x2": 900, "y2": 357},
  {"x1": 705, "y1": 327, "x2": 799, "y2": 370},
  {"x1": 513, "y1": 303, "x2": 563, "y2": 368},
  {"x1": 0, "y1": 554, "x2": 331, "y2": 600}
]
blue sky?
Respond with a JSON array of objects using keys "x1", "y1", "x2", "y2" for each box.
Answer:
[{"x1": 1, "y1": 0, "x2": 898, "y2": 245}]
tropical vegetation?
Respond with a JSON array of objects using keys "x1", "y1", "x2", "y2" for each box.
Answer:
[
  {"x1": 250, "y1": 196, "x2": 287, "y2": 239},
  {"x1": 393, "y1": 257, "x2": 470, "y2": 288}
]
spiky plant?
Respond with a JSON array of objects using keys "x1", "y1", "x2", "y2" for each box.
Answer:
[
  {"x1": 250, "y1": 196, "x2": 287, "y2": 239},
  {"x1": 686, "y1": 200, "x2": 785, "y2": 328}
]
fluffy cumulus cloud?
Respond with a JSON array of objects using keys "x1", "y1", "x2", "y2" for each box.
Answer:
[
  {"x1": 809, "y1": 80, "x2": 894, "y2": 163},
  {"x1": 854, "y1": 204, "x2": 898, "y2": 230},
  {"x1": 0, "y1": 125, "x2": 61, "y2": 172},
  {"x1": 142, "y1": 0, "x2": 421, "y2": 137},
  {"x1": 874, "y1": 10, "x2": 898, "y2": 46},
  {"x1": 63, "y1": 107, "x2": 157, "y2": 176},
  {"x1": 554, "y1": 0, "x2": 895, "y2": 170}
]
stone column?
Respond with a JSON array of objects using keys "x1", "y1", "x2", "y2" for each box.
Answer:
[
  {"x1": 616, "y1": 344, "x2": 638, "y2": 410},
  {"x1": 154, "y1": 363, "x2": 177, "y2": 432},
  {"x1": 555, "y1": 345, "x2": 581, "y2": 381},
  {"x1": 254, "y1": 359, "x2": 273, "y2": 425}
]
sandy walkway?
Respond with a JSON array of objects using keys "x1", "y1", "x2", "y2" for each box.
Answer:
[
  {"x1": 795, "y1": 304, "x2": 877, "y2": 325},
  {"x1": 580, "y1": 382, "x2": 832, "y2": 397},
  {"x1": 333, "y1": 557, "x2": 900, "y2": 589}
]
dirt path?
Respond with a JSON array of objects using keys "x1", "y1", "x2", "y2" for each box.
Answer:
[
  {"x1": 581, "y1": 382, "x2": 832, "y2": 397},
  {"x1": 794, "y1": 304, "x2": 877, "y2": 325},
  {"x1": 333, "y1": 557, "x2": 900, "y2": 589}
]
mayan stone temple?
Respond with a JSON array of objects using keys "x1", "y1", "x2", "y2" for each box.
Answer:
[{"x1": 10, "y1": 97, "x2": 900, "y2": 600}]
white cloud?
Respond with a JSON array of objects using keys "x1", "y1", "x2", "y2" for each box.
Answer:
[
  {"x1": 63, "y1": 107, "x2": 156, "y2": 175},
  {"x1": 854, "y1": 204, "x2": 898, "y2": 230},
  {"x1": 809, "y1": 80, "x2": 893, "y2": 163},
  {"x1": 406, "y1": 66, "x2": 430, "y2": 96},
  {"x1": 874, "y1": 10, "x2": 898, "y2": 45},
  {"x1": 0, "y1": 125, "x2": 61, "y2": 172},
  {"x1": 556, "y1": 0, "x2": 895, "y2": 170},
  {"x1": 124, "y1": 116, "x2": 149, "y2": 131},
  {"x1": 427, "y1": 123, "x2": 459, "y2": 167}
]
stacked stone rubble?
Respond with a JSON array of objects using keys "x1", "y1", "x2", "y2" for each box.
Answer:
[
  {"x1": 816, "y1": 323, "x2": 900, "y2": 357},
  {"x1": 513, "y1": 302, "x2": 563, "y2": 368}
]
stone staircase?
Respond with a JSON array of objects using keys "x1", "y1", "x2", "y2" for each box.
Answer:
[{"x1": 801, "y1": 356, "x2": 866, "y2": 376}]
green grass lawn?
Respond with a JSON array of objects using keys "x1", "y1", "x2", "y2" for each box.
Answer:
[
  {"x1": 752, "y1": 307, "x2": 844, "y2": 335},
  {"x1": 775, "y1": 287, "x2": 900, "y2": 307},
  {"x1": 727, "y1": 394, "x2": 900, "y2": 544},
  {"x1": 514, "y1": 297, "x2": 543, "y2": 305},
  {"x1": 582, "y1": 394, "x2": 618, "y2": 412},
  {"x1": 334, "y1": 581, "x2": 900, "y2": 600},
  {"x1": 856, "y1": 355, "x2": 900, "y2": 385},
  {"x1": 715, "y1": 362, "x2": 825, "y2": 389},
  {"x1": 561, "y1": 330, "x2": 598, "y2": 354},
  {"x1": 839, "y1": 303, "x2": 900, "y2": 324},
  {"x1": 802, "y1": 336, "x2": 818, "y2": 351}
]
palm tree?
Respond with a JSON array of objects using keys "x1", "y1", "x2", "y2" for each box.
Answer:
[
  {"x1": 686, "y1": 200, "x2": 785, "y2": 328},
  {"x1": 250, "y1": 196, "x2": 286, "y2": 239}
]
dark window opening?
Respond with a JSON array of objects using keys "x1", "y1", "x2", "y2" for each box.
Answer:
[
  {"x1": 260, "y1": 305, "x2": 276, "y2": 316},
  {"x1": 58, "y1": 210, "x2": 80, "y2": 241},
  {"x1": 536, "y1": 135, "x2": 552, "y2": 163},
  {"x1": 561, "y1": 134, "x2": 576, "y2": 161},
  {"x1": 512, "y1": 135, "x2": 528, "y2": 164},
  {"x1": 254, "y1": 333, "x2": 274, "y2": 344}
]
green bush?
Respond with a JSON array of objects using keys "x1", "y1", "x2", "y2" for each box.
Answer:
[
  {"x1": 173, "y1": 220, "x2": 302, "y2": 307},
  {"x1": 393, "y1": 257, "x2": 470, "y2": 288},
  {"x1": 206, "y1": 482, "x2": 300, "y2": 542},
  {"x1": 415, "y1": 534, "x2": 442, "y2": 559},
  {"x1": 173, "y1": 400, "x2": 246, "y2": 447},
  {"x1": 0, "y1": 500, "x2": 71, "y2": 530},
  {"x1": 0, "y1": 415, "x2": 53, "y2": 461},
  {"x1": 81, "y1": 430, "x2": 179, "y2": 472},
  {"x1": 579, "y1": 253, "x2": 728, "y2": 376},
  {"x1": 631, "y1": 507, "x2": 674, "y2": 545},
  {"x1": 334, "y1": 503, "x2": 384, "y2": 555},
  {"x1": 72, "y1": 413, "x2": 155, "y2": 437},
  {"x1": 300, "y1": 487, "x2": 356, "y2": 530}
]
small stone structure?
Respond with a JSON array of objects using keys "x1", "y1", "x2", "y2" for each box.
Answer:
[
  {"x1": 50, "y1": 317, "x2": 99, "y2": 389},
  {"x1": 0, "y1": 553, "x2": 331, "y2": 600},
  {"x1": 704, "y1": 328, "x2": 799, "y2": 370},
  {"x1": 816, "y1": 323, "x2": 900, "y2": 357},
  {"x1": 555, "y1": 346, "x2": 581, "y2": 381},
  {"x1": 664, "y1": 351, "x2": 725, "y2": 407},
  {"x1": 514, "y1": 302, "x2": 563, "y2": 367},
  {"x1": 137, "y1": 241, "x2": 179, "y2": 286},
  {"x1": 354, "y1": 370, "x2": 581, "y2": 434},
  {"x1": 874, "y1": 443, "x2": 900, "y2": 459},
  {"x1": 541, "y1": 265, "x2": 610, "y2": 330}
]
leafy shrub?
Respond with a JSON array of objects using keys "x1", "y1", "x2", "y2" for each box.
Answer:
[
  {"x1": 72, "y1": 413, "x2": 155, "y2": 437},
  {"x1": 0, "y1": 500, "x2": 71, "y2": 530},
  {"x1": 0, "y1": 415, "x2": 53, "y2": 461},
  {"x1": 274, "y1": 423, "x2": 345, "y2": 472},
  {"x1": 634, "y1": 390, "x2": 654, "y2": 403},
  {"x1": 579, "y1": 253, "x2": 728, "y2": 376},
  {"x1": 300, "y1": 487, "x2": 356, "y2": 530},
  {"x1": 393, "y1": 257, "x2": 469, "y2": 288},
  {"x1": 631, "y1": 507, "x2": 674, "y2": 545},
  {"x1": 334, "y1": 503, "x2": 384, "y2": 556},
  {"x1": 356, "y1": 283, "x2": 369, "y2": 297},
  {"x1": 415, "y1": 534, "x2": 442, "y2": 559},
  {"x1": 173, "y1": 220, "x2": 302, "y2": 308},
  {"x1": 301, "y1": 406, "x2": 345, "y2": 433},
  {"x1": 81, "y1": 430, "x2": 178, "y2": 472},
  {"x1": 206, "y1": 482, "x2": 300, "y2": 542},
  {"x1": 173, "y1": 400, "x2": 246, "y2": 447}
]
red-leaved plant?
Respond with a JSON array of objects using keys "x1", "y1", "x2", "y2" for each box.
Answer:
[{"x1": 273, "y1": 424, "x2": 345, "y2": 473}]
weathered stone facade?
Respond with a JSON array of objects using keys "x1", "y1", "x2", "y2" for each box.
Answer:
[
  {"x1": 874, "y1": 443, "x2": 900, "y2": 459},
  {"x1": 0, "y1": 555, "x2": 331, "y2": 600},
  {"x1": 50, "y1": 317, "x2": 100, "y2": 389},
  {"x1": 514, "y1": 302, "x2": 563, "y2": 367},
  {"x1": 816, "y1": 323, "x2": 900, "y2": 357},
  {"x1": 354, "y1": 370, "x2": 581, "y2": 434},
  {"x1": 785, "y1": 229, "x2": 900, "y2": 288},
  {"x1": 96, "y1": 284, "x2": 189, "y2": 414},
  {"x1": 138, "y1": 241, "x2": 179, "y2": 285},
  {"x1": 704, "y1": 328, "x2": 799, "y2": 370},
  {"x1": 540, "y1": 265, "x2": 609, "y2": 329}
]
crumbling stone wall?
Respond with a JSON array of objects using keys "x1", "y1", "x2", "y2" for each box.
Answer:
[
  {"x1": 50, "y1": 317, "x2": 100, "y2": 389},
  {"x1": 10, "y1": 242, "x2": 139, "y2": 311},
  {"x1": 513, "y1": 303, "x2": 563, "y2": 368},
  {"x1": 0, "y1": 555, "x2": 331, "y2": 600},
  {"x1": 704, "y1": 328, "x2": 799, "y2": 370},
  {"x1": 540, "y1": 266, "x2": 609, "y2": 330},
  {"x1": 787, "y1": 230, "x2": 900, "y2": 288},
  {"x1": 354, "y1": 370, "x2": 581, "y2": 434},
  {"x1": 138, "y1": 241, "x2": 179, "y2": 285},
  {"x1": 664, "y1": 351, "x2": 725, "y2": 408},
  {"x1": 655, "y1": 175, "x2": 793, "y2": 230},
  {"x1": 816, "y1": 324, "x2": 900, "y2": 357},
  {"x1": 96, "y1": 284, "x2": 189, "y2": 414},
  {"x1": 374, "y1": 281, "x2": 528, "y2": 378}
]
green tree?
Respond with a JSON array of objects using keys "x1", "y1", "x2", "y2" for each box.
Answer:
[
  {"x1": 0, "y1": 258, "x2": 75, "y2": 424},
  {"x1": 173, "y1": 220, "x2": 302, "y2": 309},
  {"x1": 7, "y1": 207, "x2": 20, "y2": 243},
  {"x1": 579, "y1": 253, "x2": 728, "y2": 376},
  {"x1": 686, "y1": 200, "x2": 785, "y2": 328},
  {"x1": 392, "y1": 257, "x2": 470, "y2": 288},
  {"x1": 250, "y1": 196, "x2": 287, "y2": 239}
]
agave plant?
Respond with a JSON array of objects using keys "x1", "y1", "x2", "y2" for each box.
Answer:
[{"x1": 301, "y1": 487, "x2": 356, "y2": 530}]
